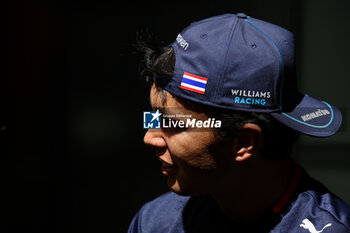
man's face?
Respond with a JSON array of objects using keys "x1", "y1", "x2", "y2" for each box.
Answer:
[{"x1": 144, "y1": 85, "x2": 234, "y2": 196}]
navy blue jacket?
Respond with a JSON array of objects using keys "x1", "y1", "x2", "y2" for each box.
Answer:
[{"x1": 128, "y1": 168, "x2": 350, "y2": 232}]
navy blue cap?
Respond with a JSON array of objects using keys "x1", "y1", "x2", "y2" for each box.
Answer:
[{"x1": 161, "y1": 13, "x2": 342, "y2": 137}]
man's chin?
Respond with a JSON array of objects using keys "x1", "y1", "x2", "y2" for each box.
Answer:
[
  {"x1": 168, "y1": 179, "x2": 188, "y2": 196},
  {"x1": 170, "y1": 188, "x2": 191, "y2": 196},
  {"x1": 168, "y1": 179, "x2": 200, "y2": 196}
]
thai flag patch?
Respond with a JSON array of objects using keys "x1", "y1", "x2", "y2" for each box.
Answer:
[{"x1": 180, "y1": 72, "x2": 208, "y2": 94}]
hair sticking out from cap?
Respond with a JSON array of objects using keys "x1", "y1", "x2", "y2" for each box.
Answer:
[{"x1": 162, "y1": 89, "x2": 167, "y2": 104}]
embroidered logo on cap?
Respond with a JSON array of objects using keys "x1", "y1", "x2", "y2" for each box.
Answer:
[
  {"x1": 301, "y1": 109, "x2": 330, "y2": 122},
  {"x1": 180, "y1": 72, "x2": 208, "y2": 94},
  {"x1": 176, "y1": 34, "x2": 189, "y2": 50}
]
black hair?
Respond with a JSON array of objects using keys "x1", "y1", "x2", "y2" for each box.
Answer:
[
  {"x1": 137, "y1": 41, "x2": 300, "y2": 159},
  {"x1": 136, "y1": 34, "x2": 175, "y2": 84}
]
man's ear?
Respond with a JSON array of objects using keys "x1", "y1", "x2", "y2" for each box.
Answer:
[{"x1": 233, "y1": 123, "x2": 263, "y2": 162}]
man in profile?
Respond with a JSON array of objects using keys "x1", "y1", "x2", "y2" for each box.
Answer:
[{"x1": 129, "y1": 13, "x2": 350, "y2": 232}]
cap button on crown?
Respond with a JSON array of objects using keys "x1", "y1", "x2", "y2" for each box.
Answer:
[{"x1": 237, "y1": 13, "x2": 247, "y2": 19}]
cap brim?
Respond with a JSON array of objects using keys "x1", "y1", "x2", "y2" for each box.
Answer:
[{"x1": 271, "y1": 95, "x2": 342, "y2": 137}]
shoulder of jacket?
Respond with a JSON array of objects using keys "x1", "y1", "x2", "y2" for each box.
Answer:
[
  {"x1": 135, "y1": 192, "x2": 190, "y2": 232},
  {"x1": 301, "y1": 190, "x2": 350, "y2": 230}
]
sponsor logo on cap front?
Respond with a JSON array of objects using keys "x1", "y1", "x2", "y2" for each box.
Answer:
[
  {"x1": 180, "y1": 72, "x2": 208, "y2": 94},
  {"x1": 300, "y1": 109, "x2": 330, "y2": 122}
]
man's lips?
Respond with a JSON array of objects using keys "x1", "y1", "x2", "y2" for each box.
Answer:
[
  {"x1": 159, "y1": 159, "x2": 178, "y2": 176},
  {"x1": 155, "y1": 148, "x2": 178, "y2": 176},
  {"x1": 159, "y1": 158, "x2": 174, "y2": 167}
]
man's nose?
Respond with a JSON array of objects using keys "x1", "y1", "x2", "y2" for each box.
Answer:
[{"x1": 143, "y1": 129, "x2": 167, "y2": 148}]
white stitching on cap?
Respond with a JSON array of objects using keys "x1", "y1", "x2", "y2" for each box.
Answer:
[{"x1": 281, "y1": 101, "x2": 334, "y2": 129}]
